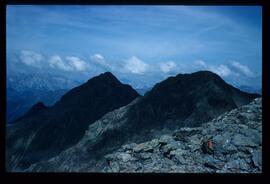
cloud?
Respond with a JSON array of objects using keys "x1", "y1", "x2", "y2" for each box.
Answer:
[
  {"x1": 194, "y1": 60, "x2": 207, "y2": 68},
  {"x1": 92, "y1": 53, "x2": 104, "y2": 60},
  {"x1": 90, "y1": 54, "x2": 111, "y2": 69},
  {"x1": 230, "y1": 61, "x2": 254, "y2": 77},
  {"x1": 123, "y1": 56, "x2": 148, "y2": 74},
  {"x1": 208, "y1": 64, "x2": 232, "y2": 77},
  {"x1": 49, "y1": 55, "x2": 89, "y2": 72},
  {"x1": 49, "y1": 55, "x2": 72, "y2": 71},
  {"x1": 19, "y1": 50, "x2": 43, "y2": 68},
  {"x1": 66, "y1": 56, "x2": 89, "y2": 72},
  {"x1": 193, "y1": 60, "x2": 255, "y2": 78},
  {"x1": 194, "y1": 60, "x2": 231, "y2": 77},
  {"x1": 160, "y1": 61, "x2": 177, "y2": 73}
]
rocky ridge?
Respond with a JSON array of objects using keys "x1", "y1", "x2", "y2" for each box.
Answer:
[
  {"x1": 102, "y1": 98, "x2": 262, "y2": 173},
  {"x1": 8, "y1": 71, "x2": 260, "y2": 172}
]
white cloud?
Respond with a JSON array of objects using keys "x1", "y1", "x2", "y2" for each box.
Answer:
[
  {"x1": 90, "y1": 54, "x2": 110, "y2": 69},
  {"x1": 194, "y1": 60, "x2": 254, "y2": 78},
  {"x1": 208, "y1": 64, "x2": 232, "y2": 77},
  {"x1": 92, "y1": 53, "x2": 104, "y2": 60},
  {"x1": 123, "y1": 56, "x2": 148, "y2": 74},
  {"x1": 66, "y1": 56, "x2": 89, "y2": 72},
  {"x1": 160, "y1": 61, "x2": 177, "y2": 73},
  {"x1": 49, "y1": 55, "x2": 89, "y2": 72},
  {"x1": 230, "y1": 61, "x2": 254, "y2": 77},
  {"x1": 194, "y1": 60, "x2": 231, "y2": 77},
  {"x1": 49, "y1": 55, "x2": 72, "y2": 71},
  {"x1": 20, "y1": 50, "x2": 43, "y2": 68},
  {"x1": 194, "y1": 60, "x2": 207, "y2": 68}
]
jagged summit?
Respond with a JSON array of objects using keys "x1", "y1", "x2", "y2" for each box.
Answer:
[
  {"x1": 86, "y1": 71, "x2": 119, "y2": 83},
  {"x1": 55, "y1": 71, "x2": 139, "y2": 107}
]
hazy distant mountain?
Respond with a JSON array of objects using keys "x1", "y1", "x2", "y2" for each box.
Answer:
[
  {"x1": 6, "y1": 63, "x2": 84, "y2": 123},
  {"x1": 6, "y1": 72, "x2": 140, "y2": 171},
  {"x1": 7, "y1": 88, "x2": 68, "y2": 123},
  {"x1": 237, "y1": 85, "x2": 262, "y2": 95},
  {"x1": 9, "y1": 71, "x2": 260, "y2": 172},
  {"x1": 135, "y1": 87, "x2": 152, "y2": 95}
]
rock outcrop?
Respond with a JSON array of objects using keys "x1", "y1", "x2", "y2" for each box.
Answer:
[
  {"x1": 102, "y1": 98, "x2": 262, "y2": 173},
  {"x1": 26, "y1": 97, "x2": 261, "y2": 173}
]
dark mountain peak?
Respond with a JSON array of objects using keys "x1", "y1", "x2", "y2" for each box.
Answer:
[
  {"x1": 128, "y1": 70, "x2": 259, "y2": 130},
  {"x1": 13, "y1": 102, "x2": 47, "y2": 123},
  {"x1": 7, "y1": 72, "x2": 140, "y2": 170},
  {"x1": 25, "y1": 102, "x2": 47, "y2": 116},
  {"x1": 149, "y1": 70, "x2": 224, "y2": 96},
  {"x1": 31, "y1": 101, "x2": 46, "y2": 109},
  {"x1": 174, "y1": 70, "x2": 223, "y2": 82},
  {"x1": 100, "y1": 71, "x2": 115, "y2": 78},
  {"x1": 57, "y1": 72, "x2": 138, "y2": 105},
  {"x1": 86, "y1": 71, "x2": 120, "y2": 85}
]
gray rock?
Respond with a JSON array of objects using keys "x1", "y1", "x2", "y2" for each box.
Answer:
[
  {"x1": 133, "y1": 139, "x2": 160, "y2": 153},
  {"x1": 173, "y1": 127, "x2": 201, "y2": 142},
  {"x1": 251, "y1": 150, "x2": 262, "y2": 169},
  {"x1": 232, "y1": 134, "x2": 257, "y2": 147},
  {"x1": 117, "y1": 153, "x2": 133, "y2": 162},
  {"x1": 159, "y1": 135, "x2": 173, "y2": 145},
  {"x1": 109, "y1": 162, "x2": 120, "y2": 172},
  {"x1": 24, "y1": 97, "x2": 262, "y2": 173},
  {"x1": 239, "y1": 129, "x2": 261, "y2": 145},
  {"x1": 204, "y1": 156, "x2": 224, "y2": 170},
  {"x1": 122, "y1": 143, "x2": 137, "y2": 151},
  {"x1": 222, "y1": 144, "x2": 238, "y2": 154},
  {"x1": 162, "y1": 142, "x2": 179, "y2": 155},
  {"x1": 139, "y1": 152, "x2": 152, "y2": 160}
]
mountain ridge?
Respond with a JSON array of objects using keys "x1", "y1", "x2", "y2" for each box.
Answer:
[
  {"x1": 6, "y1": 72, "x2": 140, "y2": 171},
  {"x1": 12, "y1": 71, "x2": 261, "y2": 172}
]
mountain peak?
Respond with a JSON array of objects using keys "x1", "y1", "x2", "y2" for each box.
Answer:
[
  {"x1": 174, "y1": 70, "x2": 223, "y2": 81},
  {"x1": 7, "y1": 72, "x2": 140, "y2": 170},
  {"x1": 101, "y1": 71, "x2": 114, "y2": 77},
  {"x1": 14, "y1": 102, "x2": 47, "y2": 122},
  {"x1": 25, "y1": 102, "x2": 47, "y2": 115},
  {"x1": 85, "y1": 71, "x2": 119, "y2": 84}
]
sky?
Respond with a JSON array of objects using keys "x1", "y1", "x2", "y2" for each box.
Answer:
[{"x1": 6, "y1": 5, "x2": 262, "y2": 89}]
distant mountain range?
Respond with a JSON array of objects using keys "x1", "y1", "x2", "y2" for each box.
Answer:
[
  {"x1": 6, "y1": 71, "x2": 261, "y2": 172},
  {"x1": 7, "y1": 88, "x2": 68, "y2": 123},
  {"x1": 237, "y1": 85, "x2": 262, "y2": 95}
]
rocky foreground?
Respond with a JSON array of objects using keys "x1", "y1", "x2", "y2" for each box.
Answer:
[{"x1": 102, "y1": 98, "x2": 262, "y2": 173}]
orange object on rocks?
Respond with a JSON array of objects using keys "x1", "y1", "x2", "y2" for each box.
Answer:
[{"x1": 208, "y1": 139, "x2": 213, "y2": 150}]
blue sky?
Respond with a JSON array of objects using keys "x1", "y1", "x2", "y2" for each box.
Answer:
[{"x1": 6, "y1": 5, "x2": 262, "y2": 89}]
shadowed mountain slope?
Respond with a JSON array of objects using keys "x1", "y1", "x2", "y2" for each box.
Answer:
[
  {"x1": 6, "y1": 72, "x2": 140, "y2": 171},
  {"x1": 23, "y1": 71, "x2": 260, "y2": 172}
]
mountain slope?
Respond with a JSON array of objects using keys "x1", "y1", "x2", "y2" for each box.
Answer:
[
  {"x1": 7, "y1": 89, "x2": 67, "y2": 123},
  {"x1": 127, "y1": 71, "x2": 259, "y2": 131},
  {"x1": 6, "y1": 72, "x2": 140, "y2": 171},
  {"x1": 102, "y1": 98, "x2": 262, "y2": 173},
  {"x1": 24, "y1": 71, "x2": 260, "y2": 172}
]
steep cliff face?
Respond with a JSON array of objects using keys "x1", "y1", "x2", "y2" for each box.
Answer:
[
  {"x1": 24, "y1": 71, "x2": 260, "y2": 172},
  {"x1": 6, "y1": 72, "x2": 140, "y2": 171},
  {"x1": 102, "y1": 98, "x2": 262, "y2": 173}
]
